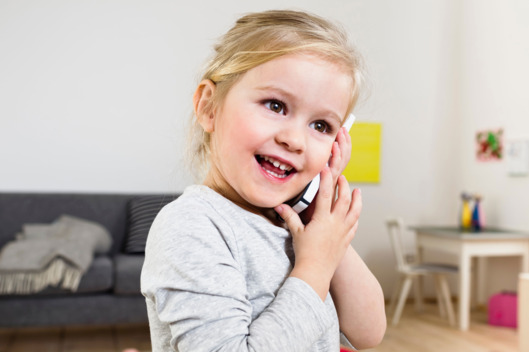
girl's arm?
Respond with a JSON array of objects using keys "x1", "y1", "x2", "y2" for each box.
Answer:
[{"x1": 330, "y1": 245, "x2": 386, "y2": 349}]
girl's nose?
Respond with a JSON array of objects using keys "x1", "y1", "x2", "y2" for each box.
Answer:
[{"x1": 275, "y1": 124, "x2": 306, "y2": 153}]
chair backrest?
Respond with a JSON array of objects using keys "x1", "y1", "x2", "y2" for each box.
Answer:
[{"x1": 386, "y1": 217, "x2": 409, "y2": 272}]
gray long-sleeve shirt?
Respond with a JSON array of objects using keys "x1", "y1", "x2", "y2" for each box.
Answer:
[{"x1": 141, "y1": 185, "x2": 344, "y2": 351}]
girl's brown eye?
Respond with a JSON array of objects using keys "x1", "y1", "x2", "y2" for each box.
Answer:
[
  {"x1": 311, "y1": 121, "x2": 328, "y2": 133},
  {"x1": 265, "y1": 100, "x2": 285, "y2": 114}
]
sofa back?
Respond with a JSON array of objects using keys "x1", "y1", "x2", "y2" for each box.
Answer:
[{"x1": 0, "y1": 192, "x2": 169, "y2": 255}]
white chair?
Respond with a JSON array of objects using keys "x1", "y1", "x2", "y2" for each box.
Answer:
[{"x1": 386, "y1": 217, "x2": 457, "y2": 326}]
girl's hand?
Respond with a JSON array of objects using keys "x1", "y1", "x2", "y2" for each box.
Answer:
[
  {"x1": 300, "y1": 127, "x2": 352, "y2": 223},
  {"x1": 276, "y1": 166, "x2": 362, "y2": 301},
  {"x1": 329, "y1": 126, "x2": 352, "y2": 182}
]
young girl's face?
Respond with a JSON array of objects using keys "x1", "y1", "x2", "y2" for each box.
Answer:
[{"x1": 203, "y1": 53, "x2": 352, "y2": 213}]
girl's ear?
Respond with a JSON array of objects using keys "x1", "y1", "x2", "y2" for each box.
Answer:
[{"x1": 193, "y1": 79, "x2": 216, "y2": 133}]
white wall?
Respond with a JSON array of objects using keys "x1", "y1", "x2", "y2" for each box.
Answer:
[
  {"x1": 347, "y1": 1, "x2": 462, "y2": 294},
  {"x1": 2, "y1": 0, "x2": 526, "y2": 299},
  {"x1": 459, "y1": 0, "x2": 529, "y2": 233},
  {"x1": 457, "y1": 0, "x2": 529, "y2": 295}
]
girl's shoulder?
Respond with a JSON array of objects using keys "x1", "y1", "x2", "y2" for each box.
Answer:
[
  {"x1": 145, "y1": 185, "x2": 235, "y2": 252},
  {"x1": 152, "y1": 184, "x2": 245, "y2": 236},
  {"x1": 151, "y1": 184, "x2": 286, "y2": 244},
  {"x1": 160, "y1": 184, "x2": 233, "y2": 219}
]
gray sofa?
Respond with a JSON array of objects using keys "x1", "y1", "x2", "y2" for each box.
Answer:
[{"x1": 0, "y1": 192, "x2": 179, "y2": 328}]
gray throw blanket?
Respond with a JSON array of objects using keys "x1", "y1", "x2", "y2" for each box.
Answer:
[{"x1": 0, "y1": 215, "x2": 112, "y2": 294}]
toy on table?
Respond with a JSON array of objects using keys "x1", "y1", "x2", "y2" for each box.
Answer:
[
  {"x1": 460, "y1": 192, "x2": 473, "y2": 230},
  {"x1": 472, "y1": 194, "x2": 485, "y2": 231}
]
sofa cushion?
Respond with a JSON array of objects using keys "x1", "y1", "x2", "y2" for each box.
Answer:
[
  {"x1": 72, "y1": 255, "x2": 113, "y2": 293},
  {"x1": 114, "y1": 254, "x2": 144, "y2": 295},
  {"x1": 124, "y1": 195, "x2": 177, "y2": 253}
]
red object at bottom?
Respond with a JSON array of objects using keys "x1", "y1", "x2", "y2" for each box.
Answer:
[{"x1": 488, "y1": 291, "x2": 517, "y2": 328}]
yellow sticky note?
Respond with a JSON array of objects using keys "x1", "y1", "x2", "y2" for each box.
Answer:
[{"x1": 343, "y1": 122, "x2": 382, "y2": 183}]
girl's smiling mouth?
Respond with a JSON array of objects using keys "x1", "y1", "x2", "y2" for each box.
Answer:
[{"x1": 255, "y1": 155, "x2": 296, "y2": 179}]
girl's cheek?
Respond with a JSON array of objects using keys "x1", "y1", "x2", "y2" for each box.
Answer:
[{"x1": 313, "y1": 147, "x2": 333, "y2": 171}]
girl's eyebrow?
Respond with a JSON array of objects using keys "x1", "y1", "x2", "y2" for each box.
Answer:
[
  {"x1": 255, "y1": 85, "x2": 296, "y2": 100},
  {"x1": 255, "y1": 85, "x2": 343, "y2": 124}
]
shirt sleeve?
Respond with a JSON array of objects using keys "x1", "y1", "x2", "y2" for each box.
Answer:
[{"x1": 141, "y1": 202, "x2": 334, "y2": 352}]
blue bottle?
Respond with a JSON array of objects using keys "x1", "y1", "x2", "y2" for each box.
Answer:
[{"x1": 472, "y1": 195, "x2": 482, "y2": 231}]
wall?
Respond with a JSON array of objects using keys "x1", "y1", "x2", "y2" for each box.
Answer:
[
  {"x1": 457, "y1": 0, "x2": 529, "y2": 295},
  {"x1": 5, "y1": 0, "x2": 522, "y2": 299}
]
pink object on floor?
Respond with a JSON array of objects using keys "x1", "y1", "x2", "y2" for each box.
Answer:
[{"x1": 488, "y1": 291, "x2": 517, "y2": 328}]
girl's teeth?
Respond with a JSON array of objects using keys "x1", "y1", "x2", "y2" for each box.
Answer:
[
  {"x1": 265, "y1": 170, "x2": 287, "y2": 178},
  {"x1": 262, "y1": 155, "x2": 292, "y2": 171}
]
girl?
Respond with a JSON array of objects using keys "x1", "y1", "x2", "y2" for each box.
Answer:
[{"x1": 141, "y1": 10, "x2": 386, "y2": 351}]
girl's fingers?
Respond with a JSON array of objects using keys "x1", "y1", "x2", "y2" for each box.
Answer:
[
  {"x1": 329, "y1": 129, "x2": 344, "y2": 171},
  {"x1": 334, "y1": 179, "x2": 361, "y2": 239},
  {"x1": 329, "y1": 127, "x2": 352, "y2": 181},
  {"x1": 275, "y1": 203, "x2": 304, "y2": 235},
  {"x1": 332, "y1": 175, "x2": 352, "y2": 214},
  {"x1": 328, "y1": 140, "x2": 341, "y2": 179},
  {"x1": 346, "y1": 219, "x2": 360, "y2": 242},
  {"x1": 313, "y1": 166, "x2": 334, "y2": 215},
  {"x1": 346, "y1": 188, "x2": 362, "y2": 227},
  {"x1": 341, "y1": 127, "x2": 352, "y2": 165}
]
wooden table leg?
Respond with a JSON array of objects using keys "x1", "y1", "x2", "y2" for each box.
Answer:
[
  {"x1": 458, "y1": 249, "x2": 471, "y2": 331},
  {"x1": 476, "y1": 257, "x2": 488, "y2": 306}
]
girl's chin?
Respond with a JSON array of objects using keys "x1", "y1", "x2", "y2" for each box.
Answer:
[
  {"x1": 240, "y1": 185, "x2": 307, "y2": 210},
  {"x1": 256, "y1": 198, "x2": 298, "y2": 211},
  {"x1": 252, "y1": 200, "x2": 285, "y2": 210},
  {"x1": 245, "y1": 195, "x2": 292, "y2": 210}
]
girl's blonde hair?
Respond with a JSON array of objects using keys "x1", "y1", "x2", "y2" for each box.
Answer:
[{"x1": 188, "y1": 9, "x2": 365, "y2": 180}]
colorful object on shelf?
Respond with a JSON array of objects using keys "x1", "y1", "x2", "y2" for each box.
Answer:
[
  {"x1": 460, "y1": 192, "x2": 472, "y2": 230},
  {"x1": 476, "y1": 128, "x2": 503, "y2": 161},
  {"x1": 460, "y1": 192, "x2": 485, "y2": 232},
  {"x1": 472, "y1": 194, "x2": 485, "y2": 231}
]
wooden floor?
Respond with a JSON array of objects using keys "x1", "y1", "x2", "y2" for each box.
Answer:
[
  {"x1": 367, "y1": 303, "x2": 518, "y2": 352},
  {"x1": 0, "y1": 303, "x2": 518, "y2": 352},
  {"x1": 0, "y1": 324, "x2": 151, "y2": 352}
]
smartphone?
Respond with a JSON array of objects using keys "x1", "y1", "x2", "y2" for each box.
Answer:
[{"x1": 287, "y1": 114, "x2": 356, "y2": 213}]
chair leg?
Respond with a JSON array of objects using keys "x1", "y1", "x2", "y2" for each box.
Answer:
[
  {"x1": 388, "y1": 277, "x2": 404, "y2": 317},
  {"x1": 433, "y1": 275, "x2": 446, "y2": 318},
  {"x1": 438, "y1": 275, "x2": 456, "y2": 327},
  {"x1": 413, "y1": 276, "x2": 424, "y2": 312},
  {"x1": 392, "y1": 276, "x2": 413, "y2": 325}
]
